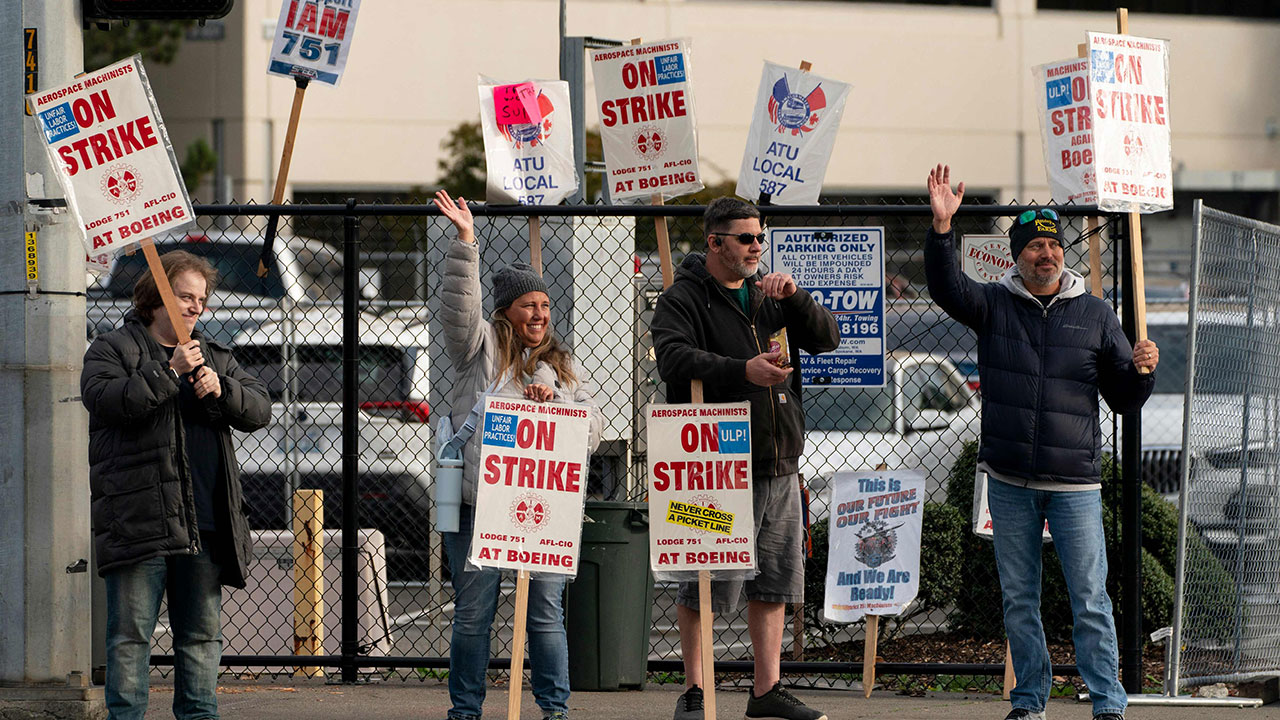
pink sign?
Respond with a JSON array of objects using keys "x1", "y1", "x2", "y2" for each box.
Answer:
[{"x1": 493, "y1": 82, "x2": 543, "y2": 125}]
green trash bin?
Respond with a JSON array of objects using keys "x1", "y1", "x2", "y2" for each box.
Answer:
[{"x1": 566, "y1": 500, "x2": 654, "y2": 691}]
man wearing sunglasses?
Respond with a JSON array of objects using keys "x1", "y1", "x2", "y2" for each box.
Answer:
[
  {"x1": 924, "y1": 164, "x2": 1159, "y2": 720},
  {"x1": 651, "y1": 196, "x2": 839, "y2": 720}
]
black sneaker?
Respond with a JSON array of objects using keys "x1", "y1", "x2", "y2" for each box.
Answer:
[
  {"x1": 1004, "y1": 710, "x2": 1047, "y2": 720},
  {"x1": 1093, "y1": 714, "x2": 1123, "y2": 720},
  {"x1": 673, "y1": 685, "x2": 704, "y2": 720},
  {"x1": 743, "y1": 683, "x2": 827, "y2": 720}
]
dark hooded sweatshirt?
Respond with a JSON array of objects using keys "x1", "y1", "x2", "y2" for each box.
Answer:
[{"x1": 650, "y1": 253, "x2": 840, "y2": 477}]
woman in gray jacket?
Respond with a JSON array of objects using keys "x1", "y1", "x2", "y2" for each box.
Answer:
[{"x1": 433, "y1": 190, "x2": 601, "y2": 720}]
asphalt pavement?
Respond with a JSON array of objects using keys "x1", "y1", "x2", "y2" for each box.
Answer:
[{"x1": 140, "y1": 679, "x2": 1279, "y2": 719}]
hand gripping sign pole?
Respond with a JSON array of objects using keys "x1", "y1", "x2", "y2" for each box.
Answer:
[{"x1": 629, "y1": 36, "x2": 717, "y2": 719}]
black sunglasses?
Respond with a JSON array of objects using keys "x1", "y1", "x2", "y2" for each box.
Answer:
[{"x1": 710, "y1": 231, "x2": 768, "y2": 246}]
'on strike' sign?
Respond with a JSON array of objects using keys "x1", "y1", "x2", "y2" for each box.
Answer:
[
  {"x1": 469, "y1": 398, "x2": 592, "y2": 577},
  {"x1": 1087, "y1": 31, "x2": 1172, "y2": 213},
  {"x1": 646, "y1": 403, "x2": 756, "y2": 575},
  {"x1": 30, "y1": 55, "x2": 193, "y2": 256},
  {"x1": 590, "y1": 39, "x2": 703, "y2": 202}
]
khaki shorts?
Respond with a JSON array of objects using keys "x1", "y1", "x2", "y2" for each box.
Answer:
[{"x1": 675, "y1": 472, "x2": 805, "y2": 614}]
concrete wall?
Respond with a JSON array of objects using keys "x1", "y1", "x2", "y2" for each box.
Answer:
[{"x1": 141, "y1": 0, "x2": 1280, "y2": 204}]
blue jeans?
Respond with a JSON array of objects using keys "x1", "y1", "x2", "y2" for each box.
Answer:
[
  {"x1": 988, "y1": 480, "x2": 1126, "y2": 717},
  {"x1": 442, "y1": 509, "x2": 569, "y2": 720},
  {"x1": 105, "y1": 550, "x2": 224, "y2": 720}
]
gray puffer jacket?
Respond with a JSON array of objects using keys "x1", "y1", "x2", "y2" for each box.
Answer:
[
  {"x1": 441, "y1": 239, "x2": 603, "y2": 504},
  {"x1": 81, "y1": 313, "x2": 271, "y2": 586}
]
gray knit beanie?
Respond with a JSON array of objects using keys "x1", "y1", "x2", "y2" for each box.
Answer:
[{"x1": 492, "y1": 263, "x2": 548, "y2": 310}]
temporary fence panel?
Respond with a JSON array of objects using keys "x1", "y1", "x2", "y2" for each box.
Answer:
[{"x1": 1171, "y1": 202, "x2": 1280, "y2": 688}]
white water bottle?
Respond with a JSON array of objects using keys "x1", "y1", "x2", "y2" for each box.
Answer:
[{"x1": 434, "y1": 415, "x2": 464, "y2": 533}]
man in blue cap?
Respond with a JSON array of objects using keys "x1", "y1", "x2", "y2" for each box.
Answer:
[{"x1": 923, "y1": 164, "x2": 1159, "y2": 720}]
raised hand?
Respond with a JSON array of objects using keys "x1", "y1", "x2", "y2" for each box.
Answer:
[
  {"x1": 927, "y1": 163, "x2": 965, "y2": 234},
  {"x1": 433, "y1": 189, "x2": 475, "y2": 243}
]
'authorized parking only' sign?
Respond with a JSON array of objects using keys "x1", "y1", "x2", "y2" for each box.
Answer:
[{"x1": 769, "y1": 227, "x2": 886, "y2": 387}]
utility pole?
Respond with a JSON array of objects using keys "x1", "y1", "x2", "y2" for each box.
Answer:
[{"x1": 0, "y1": 0, "x2": 104, "y2": 716}]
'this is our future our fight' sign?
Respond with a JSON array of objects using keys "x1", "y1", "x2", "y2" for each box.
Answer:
[
  {"x1": 646, "y1": 404, "x2": 756, "y2": 576},
  {"x1": 1036, "y1": 57, "x2": 1097, "y2": 206},
  {"x1": 30, "y1": 56, "x2": 193, "y2": 255},
  {"x1": 268, "y1": 0, "x2": 362, "y2": 86},
  {"x1": 961, "y1": 234, "x2": 1013, "y2": 283},
  {"x1": 768, "y1": 227, "x2": 886, "y2": 387},
  {"x1": 590, "y1": 39, "x2": 703, "y2": 202},
  {"x1": 1087, "y1": 32, "x2": 1172, "y2": 213},
  {"x1": 824, "y1": 470, "x2": 925, "y2": 622},
  {"x1": 469, "y1": 398, "x2": 593, "y2": 577},
  {"x1": 736, "y1": 61, "x2": 850, "y2": 205},
  {"x1": 478, "y1": 78, "x2": 578, "y2": 205}
]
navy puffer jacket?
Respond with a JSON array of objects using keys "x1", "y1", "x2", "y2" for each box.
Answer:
[{"x1": 924, "y1": 229, "x2": 1153, "y2": 484}]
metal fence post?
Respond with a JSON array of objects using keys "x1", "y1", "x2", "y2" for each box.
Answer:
[
  {"x1": 341, "y1": 198, "x2": 360, "y2": 682},
  {"x1": 1119, "y1": 212, "x2": 1144, "y2": 693}
]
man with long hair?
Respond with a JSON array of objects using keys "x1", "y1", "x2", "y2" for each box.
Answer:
[{"x1": 82, "y1": 250, "x2": 271, "y2": 719}]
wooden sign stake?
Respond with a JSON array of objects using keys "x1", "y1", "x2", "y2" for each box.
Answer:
[
  {"x1": 1114, "y1": 8, "x2": 1150, "y2": 369},
  {"x1": 862, "y1": 614, "x2": 879, "y2": 698},
  {"x1": 506, "y1": 568, "x2": 531, "y2": 720},
  {"x1": 1074, "y1": 43, "x2": 1105, "y2": 301},
  {"x1": 1002, "y1": 639, "x2": 1015, "y2": 700},
  {"x1": 529, "y1": 217, "x2": 543, "y2": 275},
  {"x1": 259, "y1": 76, "x2": 311, "y2": 277},
  {"x1": 860, "y1": 463, "x2": 890, "y2": 698},
  {"x1": 292, "y1": 489, "x2": 325, "y2": 677}
]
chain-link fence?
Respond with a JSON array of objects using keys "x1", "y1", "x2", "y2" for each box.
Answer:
[
  {"x1": 85, "y1": 199, "x2": 1163, "y2": 690},
  {"x1": 1172, "y1": 202, "x2": 1280, "y2": 688}
]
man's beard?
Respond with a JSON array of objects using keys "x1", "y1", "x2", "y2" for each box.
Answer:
[
  {"x1": 1017, "y1": 257, "x2": 1062, "y2": 287},
  {"x1": 727, "y1": 256, "x2": 759, "y2": 280}
]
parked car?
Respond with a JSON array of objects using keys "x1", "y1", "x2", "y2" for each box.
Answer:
[
  {"x1": 231, "y1": 308, "x2": 435, "y2": 580},
  {"x1": 801, "y1": 351, "x2": 980, "y2": 519},
  {"x1": 86, "y1": 229, "x2": 355, "y2": 344}
]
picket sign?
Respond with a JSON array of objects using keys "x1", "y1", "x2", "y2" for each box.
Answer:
[
  {"x1": 259, "y1": 0, "x2": 364, "y2": 277},
  {"x1": 630, "y1": 33, "x2": 715, "y2": 718}
]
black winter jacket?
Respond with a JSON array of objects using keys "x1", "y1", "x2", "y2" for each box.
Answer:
[
  {"x1": 650, "y1": 253, "x2": 840, "y2": 477},
  {"x1": 924, "y1": 229, "x2": 1154, "y2": 484},
  {"x1": 81, "y1": 313, "x2": 271, "y2": 586}
]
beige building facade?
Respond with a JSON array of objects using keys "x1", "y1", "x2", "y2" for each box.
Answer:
[{"x1": 144, "y1": 0, "x2": 1279, "y2": 211}]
